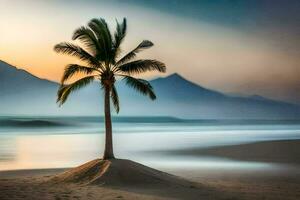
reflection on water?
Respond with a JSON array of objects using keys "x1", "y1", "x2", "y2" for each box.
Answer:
[
  {"x1": 0, "y1": 117, "x2": 300, "y2": 171},
  {"x1": 0, "y1": 136, "x2": 16, "y2": 162}
]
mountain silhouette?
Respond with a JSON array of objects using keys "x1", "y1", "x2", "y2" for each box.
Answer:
[{"x1": 1, "y1": 60, "x2": 300, "y2": 119}]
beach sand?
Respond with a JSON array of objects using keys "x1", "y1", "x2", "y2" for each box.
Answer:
[
  {"x1": 0, "y1": 166, "x2": 228, "y2": 200},
  {"x1": 162, "y1": 139, "x2": 300, "y2": 164},
  {"x1": 1, "y1": 139, "x2": 300, "y2": 200}
]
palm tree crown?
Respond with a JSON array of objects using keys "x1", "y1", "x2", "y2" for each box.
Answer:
[
  {"x1": 55, "y1": 18, "x2": 165, "y2": 111},
  {"x1": 54, "y1": 18, "x2": 166, "y2": 159}
]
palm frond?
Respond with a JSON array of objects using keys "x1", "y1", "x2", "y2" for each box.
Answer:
[
  {"x1": 116, "y1": 40, "x2": 153, "y2": 66},
  {"x1": 61, "y1": 64, "x2": 99, "y2": 84},
  {"x1": 88, "y1": 18, "x2": 113, "y2": 62},
  {"x1": 113, "y1": 18, "x2": 127, "y2": 58},
  {"x1": 54, "y1": 42, "x2": 98, "y2": 65},
  {"x1": 118, "y1": 59, "x2": 166, "y2": 75},
  {"x1": 57, "y1": 75, "x2": 96, "y2": 106},
  {"x1": 72, "y1": 26, "x2": 101, "y2": 56},
  {"x1": 123, "y1": 76, "x2": 156, "y2": 100},
  {"x1": 111, "y1": 85, "x2": 120, "y2": 113}
]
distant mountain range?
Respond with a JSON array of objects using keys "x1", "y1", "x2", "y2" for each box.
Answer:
[{"x1": 1, "y1": 60, "x2": 300, "y2": 119}]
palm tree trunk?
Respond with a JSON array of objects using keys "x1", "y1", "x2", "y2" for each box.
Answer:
[{"x1": 103, "y1": 86, "x2": 115, "y2": 159}]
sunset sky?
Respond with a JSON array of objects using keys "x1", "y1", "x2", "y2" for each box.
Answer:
[{"x1": 0, "y1": 0, "x2": 299, "y2": 104}]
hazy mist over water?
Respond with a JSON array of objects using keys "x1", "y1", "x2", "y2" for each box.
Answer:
[{"x1": 0, "y1": 116, "x2": 300, "y2": 171}]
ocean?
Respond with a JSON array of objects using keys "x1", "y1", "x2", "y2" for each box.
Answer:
[{"x1": 0, "y1": 116, "x2": 300, "y2": 171}]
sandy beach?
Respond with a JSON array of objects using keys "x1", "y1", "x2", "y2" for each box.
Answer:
[
  {"x1": 159, "y1": 139, "x2": 300, "y2": 164},
  {"x1": 0, "y1": 164, "x2": 227, "y2": 200},
  {"x1": 1, "y1": 139, "x2": 300, "y2": 200}
]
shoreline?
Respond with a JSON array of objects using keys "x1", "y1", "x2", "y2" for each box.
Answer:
[
  {"x1": 2, "y1": 139, "x2": 300, "y2": 177},
  {"x1": 1, "y1": 139, "x2": 300, "y2": 199},
  {"x1": 152, "y1": 139, "x2": 300, "y2": 165}
]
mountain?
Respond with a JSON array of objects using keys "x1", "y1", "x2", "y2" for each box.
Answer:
[
  {"x1": 0, "y1": 60, "x2": 101, "y2": 115},
  {"x1": 1, "y1": 60, "x2": 300, "y2": 119}
]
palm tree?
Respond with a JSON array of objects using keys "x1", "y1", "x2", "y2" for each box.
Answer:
[{"x1": 54, "y1": 18, "x2": 166, "y2": 159}]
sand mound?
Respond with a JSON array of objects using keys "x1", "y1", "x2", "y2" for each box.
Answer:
[{"x1": 51, "y1": 159, "x2": 196, "y2": 188}]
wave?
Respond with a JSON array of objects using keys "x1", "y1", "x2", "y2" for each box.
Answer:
[{"x1": 0, "y1": 119, "x2": 68, "y2": 128}]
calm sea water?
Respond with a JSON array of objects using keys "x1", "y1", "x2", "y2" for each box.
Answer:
[{"x1": 0, "y1": 116, "x2": 300, "y2": 171}]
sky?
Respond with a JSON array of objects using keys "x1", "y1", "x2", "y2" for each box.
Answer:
[{"x1": 0, "y1": 0, "x2": 299, "y2": 104}]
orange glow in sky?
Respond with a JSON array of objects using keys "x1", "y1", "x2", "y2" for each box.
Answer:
[{"x1": 0, "y1": 0, "x2": 299, "y2": 104}]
